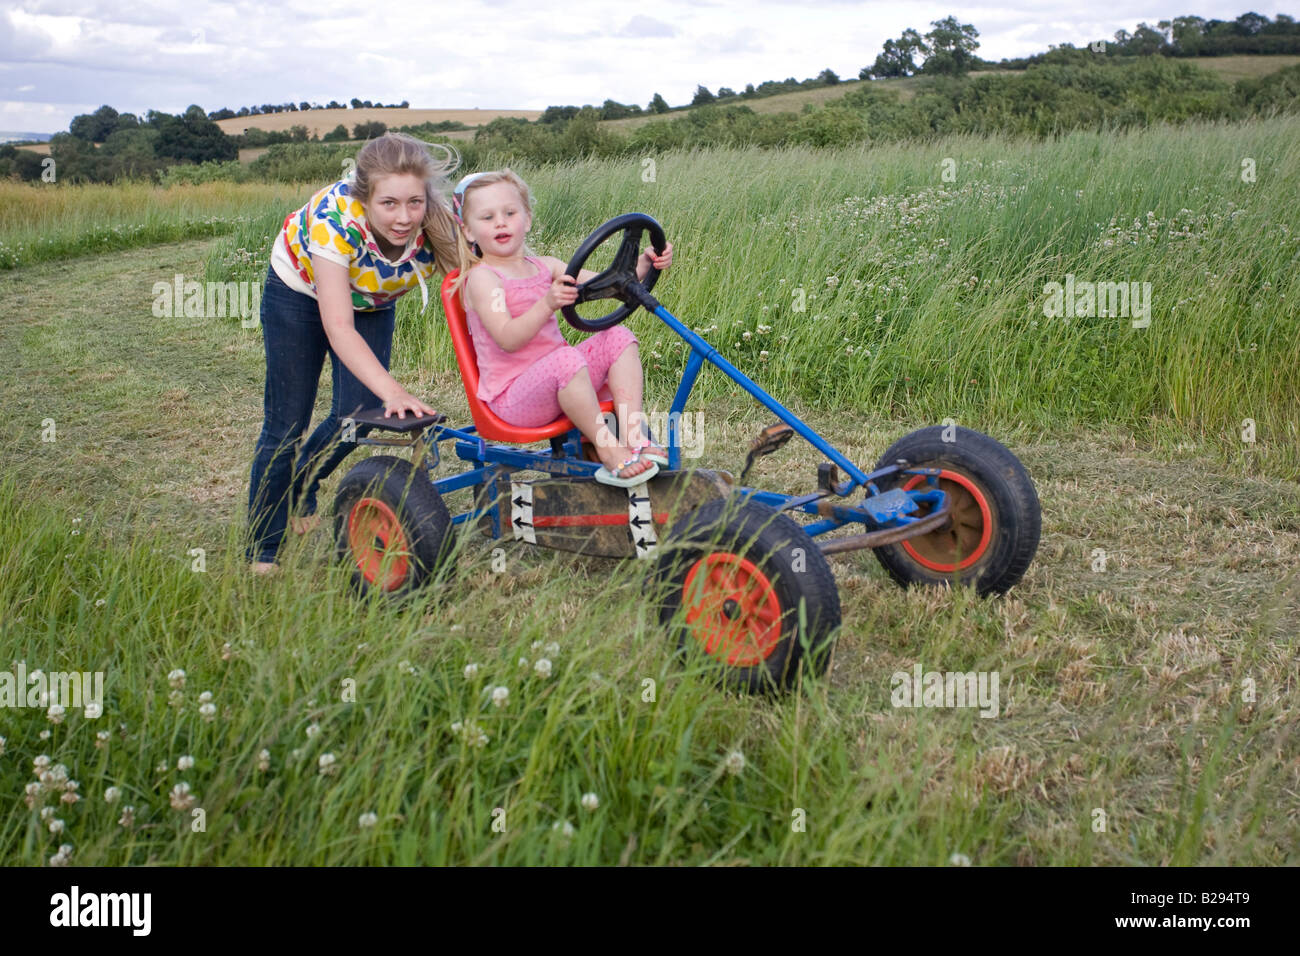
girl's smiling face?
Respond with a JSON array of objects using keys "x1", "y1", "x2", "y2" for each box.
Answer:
[
  {"x1": 363, "y1": 172, "x2": 426, "y2": 254},
  {"x1": 461, "y1": 181, "x2": 531, "y2": 258}
]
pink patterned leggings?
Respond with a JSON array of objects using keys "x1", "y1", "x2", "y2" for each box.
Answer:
[{"x1": 487, "y1": 326, "x2": 638, "y2": 428}]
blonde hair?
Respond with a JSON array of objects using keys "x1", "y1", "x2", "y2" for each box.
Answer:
[
  {"x1": 350, "y1": 132, "x2": 461, "y2": 278},
  {"x1": 449, "y1": 168, "x2": 536, "y2": 298}
]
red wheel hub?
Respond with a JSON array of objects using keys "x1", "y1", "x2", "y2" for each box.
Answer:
[
  {"x1": 900, "y1": 470, "x2": 993, "y2": 572},
  {"x1": 347, "y1": 497, "x2": 411, "y2": 591},
  {"x1": 681, "y1": 552, "x2": 782, "y2": 667}
]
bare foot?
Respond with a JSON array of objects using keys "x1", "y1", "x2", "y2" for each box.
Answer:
[
  {"x1": 291, "y1": 515, "x2": 321, "y2": 535},
  {"x1": 250, "y1": 561, "x2": 278, "y2": 575}
]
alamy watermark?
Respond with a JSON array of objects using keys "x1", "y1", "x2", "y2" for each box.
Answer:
[
  {"x1": 891, "y1": 663, "x2": 1000, "y2": 718},
  {"x1": 591, "y1": 404, "x2": 706, "y2": 459},
  {"x1": 152, "y1": 274, "x2": 261, "y2": 327},
  {"x1": 1041, "y1": 275, "x2": 1152, "y2": 328},
  {"x1": 1, "y1": 665, "x2": 104, "y2": 717}
]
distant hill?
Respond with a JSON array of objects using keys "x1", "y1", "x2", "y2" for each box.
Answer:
[
  {"x1": 0, "y1": 131, "x2": 53, "y2": 144},
  {"x1": 215, "y1": 107, "x2": 542, "y2": 139}
]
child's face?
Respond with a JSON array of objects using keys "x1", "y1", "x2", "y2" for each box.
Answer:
[
  {"x1": 461, "y1": 181, "x2": 531, "y2": 257},
  {"x1": 363, "y1": 172, "x2": 426, "y2": 253}
]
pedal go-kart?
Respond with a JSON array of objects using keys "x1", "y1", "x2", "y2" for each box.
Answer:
[{"x1": 333, "y1": 214, "x2": 1041, "y2": 691}]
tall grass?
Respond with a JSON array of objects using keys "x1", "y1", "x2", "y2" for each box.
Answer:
[
  {"x1": 387, "y1": 116, "x2": 1299, "y2": 478},
  {"x1": 0, "y1": 181, "x2": 309, "y2": 269}
]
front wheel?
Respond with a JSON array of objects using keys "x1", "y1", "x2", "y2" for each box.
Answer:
[
  {"x1": 649, "y1": 498, "x2": 841, "y2": 693},
  {"x1": 870, "y1": 426, "x2": 1040, "y2": 596},
  {"x1": 333, "y1": 455, "x2": 453, "y2": 597}
]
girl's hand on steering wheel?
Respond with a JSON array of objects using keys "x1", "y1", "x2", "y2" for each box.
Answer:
[
  {"x1": 382, "y1": 388, "x2": 438, "y2": 420},
  {"x1": 545, "y1": 274, "x2": 579, "y2": 312},
  {"x1": 639, "y1": 242, "x2": 673, "y2": 277}
]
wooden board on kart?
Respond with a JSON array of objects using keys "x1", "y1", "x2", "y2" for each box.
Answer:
[{"x1": 478, "y1": 468, "x2": 735, "y2": 558}]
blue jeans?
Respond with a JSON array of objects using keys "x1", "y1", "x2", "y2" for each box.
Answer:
[{"x1": 246, "y1": 266, "x2": 396, "y2": 564}]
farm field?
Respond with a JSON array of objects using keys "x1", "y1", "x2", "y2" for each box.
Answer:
[
  {"x1": 214, "y1": 107, "x2": 542, "y2": 139},
  {"x1": 2, "y1": 116, "x2": 1298, "y2": 865}
]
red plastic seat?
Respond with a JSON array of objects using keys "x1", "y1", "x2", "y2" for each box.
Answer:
[{"x1": 441, "y1": 269, "x2": 613, "y2": 444}]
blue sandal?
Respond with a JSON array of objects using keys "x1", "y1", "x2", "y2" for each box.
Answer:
[{"x1": 595, "y1": 456, "x2": 659, "y2": 488}]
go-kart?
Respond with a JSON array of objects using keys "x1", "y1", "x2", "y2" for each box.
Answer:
[{"x1": 332, "y1": 214, "x2": 1042, "y2": 691}]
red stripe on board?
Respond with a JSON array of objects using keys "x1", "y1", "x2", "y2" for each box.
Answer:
[{"x1": 533, "y1": 513, "x2": 670, "y2": 527}]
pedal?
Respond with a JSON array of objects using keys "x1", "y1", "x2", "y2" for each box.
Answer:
[
  {"x1": 739, "y1": 422, "x2": 795, "y2": 482},
  {"x1": 860, "y1": 488, "x2": 917, "y2": 524}
]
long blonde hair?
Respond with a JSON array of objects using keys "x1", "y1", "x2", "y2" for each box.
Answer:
[
  {"x1": 449, "y1": 168, "x2": 536, "y2": 298},
  {"x1": 350, "y1": 132, "x2": 461, "y2": 277}
]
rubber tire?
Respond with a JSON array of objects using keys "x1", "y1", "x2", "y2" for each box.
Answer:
[
  {"x1": 870, "y1": 426, "x2": 1039, "y2": 596},
  {"x1": 650, "y1": 497, "x2": 841, "y2": 693},
  {"x1": 333, "y1": 455, "x2": 454, "y2": 598}
]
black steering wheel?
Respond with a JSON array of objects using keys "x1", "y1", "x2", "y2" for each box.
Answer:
[{"x1": 561, "y1": 213, "x2": 667, "y2": 332}]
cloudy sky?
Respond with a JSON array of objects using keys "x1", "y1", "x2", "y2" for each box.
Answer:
[{"x1": 0, "y1": 1, "x2": 1292, "y2": 133}]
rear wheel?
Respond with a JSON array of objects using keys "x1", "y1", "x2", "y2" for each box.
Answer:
[
  {"x1": 333, "y1": 455, "x2": 453, "y2": 597},
  {"x1": 650, "y1": 498, "x2": 841, "y2": 692},
  {"x1": 870, "y1": 426, "x2": 1039, "y2": 596}
]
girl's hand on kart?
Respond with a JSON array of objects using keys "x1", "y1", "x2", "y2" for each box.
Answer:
[
  {"x1": 382, "y1": 388, "x2": 438, "y2": 419},
  {"x1": 545, "y1": 274, "x2": 579, "y2": 311},
  {"x1": 639, "y1": 242, "x2": 673, "y2": 277}
]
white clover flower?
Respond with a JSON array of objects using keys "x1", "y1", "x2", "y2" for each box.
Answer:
[
  {"x1": 534, "y1": 658, "x2": 552, "y2": 679},
  {"x1": 33, "y1": 754, "x2": 51, "y2": 772},
  {"x1": 41, "y1": 807, "x2": 56, "y2": 821},
  {"x1": 48, "y1": 818, "x2": 65, "y2": 835},
  {"x1": 84, "y1": 701, "x2": 102, "y2": 719},
  {"x1": 118, "y1": 806, "x2": 135, "y2": 827},
  {"x1": 199, "y1": 702, "x2": 216, "y2": 722},
  {"x1": 46, "y1": 704, "x2": 65, "y2": 724},
  {"x1": 169, "y1": 783, "x2": 196, "y2": 811},
  {"x1": 167, "y1": 690, "x2": 184, "y2": 709},
  {"x1": 305, "y1": 723, "x2": 320, "y2": 739},
  {"x1": 221, "y1": 642, "x2": 234, "y2": 661},
  {"x1": 155, "y1": 761, "x2": 168, "y2": 773},
  {"x1": 198, "y1": 691, "x2": 213, "y2": 704},
  {"x1": 257, "y1": 749, "x2": 271, "y2": 772},
  {"x1": 517, "y1": 656, "x2": 529, "y2": 668},
  {"x1": 358, "y1": 812, "x2": 378, "y2": 829},
  {"x1": 949, "y1": 852, "x2": 972, "y2": 866},
  {"x1": 552, "y1": 820, "x2": 575, "y2": 840},
  {"x1": 60, "y1": 791, "x2": 79, "y2": 805},
  {"x1": 581, "y1": 792, "x2": 599, "y2": 812},
  {"x1": 167, "y1": 668, "x2": 186, "y2": 689},
  {"x1": 104, "y1": 786, "x2": 121, "y2": 804},
  {"x1": 545, "y1": 642, "x2": 560, "y2": 656},
  {"x1": 95, "y1": 730, "x2": 110, "y2": 749},
  {"x1": 38, "y1": 729, "x2": 50, "y2": 740},
  {"x1": 177, "y1": 755, "x2": 194, "y2": 771},
  {"x1": 318, "y1": 753, "x2": 338, "y2": 776},
  {"x1": 0, "y1": 735, "x2": 6, "y2": 755},
  {"x1": 491, "y1": 686, "x2": 509, "y2": 708},
  {"x1": 24, "y1": 782, "x2": 40, "y2": 808},
  {"x1": 463, "y1": 663, "x2": 479, "y2": 680},
  {"x1": 531, "y1": 640, "x2": 543, "y2": 651},
  {"x1": 49, "y1": 849, "x2": 71, "y2": 867},
  {"x1": 724, "y1": 750, "x2": 745, "y2": 776},
  {"x1": 94, "y1": 598, "x2": 105, "y2": 607}
]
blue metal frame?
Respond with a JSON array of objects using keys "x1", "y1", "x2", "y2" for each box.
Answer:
[{"x1": 393, "y1": 302, "x2": 945, "y2": 543}]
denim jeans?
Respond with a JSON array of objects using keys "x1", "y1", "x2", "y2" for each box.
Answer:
[{"x1": 246, "y1": 266, "x2": 396, "y2": 564}]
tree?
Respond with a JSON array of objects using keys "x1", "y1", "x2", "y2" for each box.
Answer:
[
  {"x1": 717, "y1": 87, "x2": 736, "y2": 98},
  {"x1": 922, "y1": 17, "x2": 980, "y2": 75},
  {"x1": 149, "y1": 105, "x2": 238, "y2": 163},
  {"x1": 351, "y1": 98, "x2": 363, "y2": 109},
  {"x1": 818, "y1": 68, "x2": 840, "y2": 85},
  {"x1": 352, "y1": 120, "x2": 387, "y2": 139},
  {"x1": 649, "y1": 92, "x2": 670, "y2": 113},
  {"x1": 691, "y1": 85, "x2": 716, "y2": 106},
  {"x1": 868, "y1": 30, "x2": 926, "y2": 78},
  {"x1": 69, "y1": 105, "x2": 127, "y2": 143},
  {"x1": 322, "y1": 124, "x2": 349, "y2": 142}
]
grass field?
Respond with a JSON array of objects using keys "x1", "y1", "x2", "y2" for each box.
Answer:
[{"x1": 2, "y1": 116, "x2": 1298, "y2": 865}]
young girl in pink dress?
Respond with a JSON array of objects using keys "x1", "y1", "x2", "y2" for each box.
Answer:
[{"x1": 451, "y1": 169, "x2": 673, "y2": 487}]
